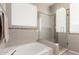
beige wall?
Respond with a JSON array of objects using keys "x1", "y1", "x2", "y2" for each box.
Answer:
[
  {"x1": 50, "y1": 3, "x2": 70, "y2": 14},
  {"x1": 68, "y1": 34, "x2": 79, "y2": 52},
  {"x1": 68, "y1": 4, "x2": 79, "y2": 52},
  {"x1": 37, "y1": 4, "x2": 50, "y2": 14}
]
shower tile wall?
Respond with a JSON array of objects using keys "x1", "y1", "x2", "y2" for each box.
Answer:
[
  {"x1": 58, "y1": 33, "x2": 68, "y2": 48},
  {"x1": 0, "y1": 3, "x2": 6, "y2": 12},
  {"x1": 6, "y1": 29, "x2": 38, "y2": 47}
]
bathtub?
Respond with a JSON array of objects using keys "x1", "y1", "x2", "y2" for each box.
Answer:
[{"x1": 7, "y1": 42, "x2": 53, "y2": 55}]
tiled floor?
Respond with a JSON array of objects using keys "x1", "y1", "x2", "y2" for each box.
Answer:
[
  {"x1": 62, "y1": 50, "x2": 78, "y2": 55},
  {"x1": 58, "y1": 46, "x2": 78, "y2": 55},
  {"x1": 59, "y1": 46, "x2": 67, "y2": 55}
]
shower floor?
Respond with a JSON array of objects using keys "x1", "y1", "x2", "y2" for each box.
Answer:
[{"x1": 59, "y1": 46, "x2": 68, "y2": 55}]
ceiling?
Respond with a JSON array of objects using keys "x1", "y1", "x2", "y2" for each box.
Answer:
[{"x1": 33, "y1": 3, "x2": 54, "y2": 7}]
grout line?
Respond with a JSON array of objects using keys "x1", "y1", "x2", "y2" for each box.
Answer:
[{"x1": 59, "y1": 49, "x2": 68, "y2": 55}]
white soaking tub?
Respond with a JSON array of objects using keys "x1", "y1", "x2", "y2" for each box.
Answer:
[{"x1": 7, "y1": 42, "x2": 53, "y2": 55}]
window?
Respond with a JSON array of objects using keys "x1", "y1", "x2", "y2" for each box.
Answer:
[
  {"x1": 11, "y1": 3, "x2": 37, "y2": 28},
  {"x1": 70, "y1": 4, "x2": 79, "y2": 33},
  {"x1": 56, "y1": 8, "x2": 66, "y2": 32}
]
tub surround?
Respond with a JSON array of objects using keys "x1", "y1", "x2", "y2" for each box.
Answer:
[{"x1": 0, "y1": 42, "x2": 53, "y2": 55}]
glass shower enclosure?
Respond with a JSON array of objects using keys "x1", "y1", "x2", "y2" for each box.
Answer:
[{"x1": 38, "y1": 7, "x2": 69, "y2": 54}]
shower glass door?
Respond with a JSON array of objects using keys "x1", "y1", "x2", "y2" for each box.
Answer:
[{"x1": 38, "y1": 13, "x2": 52, "y2": 41}]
